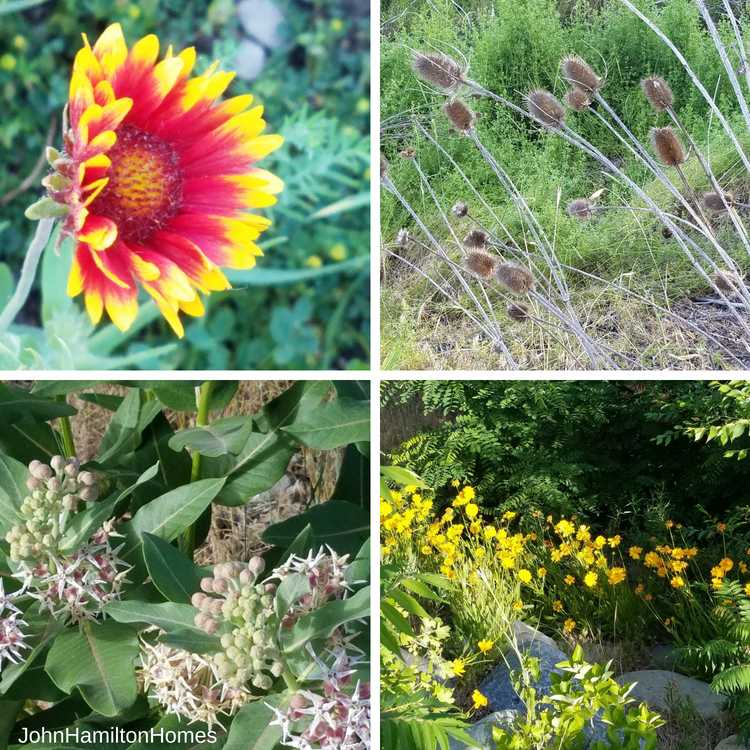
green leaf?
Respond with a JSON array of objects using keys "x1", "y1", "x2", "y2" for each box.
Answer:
[
  {"x1": 25, "y1": 196, "x2": 70, "y2": 220},
  {"x1": 388, "y1": 588, "x2": 430, "y2": 618},
  {"x1": 123, "y1": 381, "x2": 237, "y2": 412},
  {"x1": 381, "y1": 599, "x2": 415, "y2": 637},
  {"x1": 223, "y1": 695, "x2": 284, "y2": 750},
  {"x1": 282, "y1": 585, "x2": 370, "y2": 653},
  {"x1": 0, "y1": 454, "x2": 30, "y2": 535},
  {"x1": 45, "y1": 620, "x2": 139, "y2": 717},
  {"x1": 282, "y1": 397, "x2": 370, "y2": 449},
  {"x1": 329, "y1": 443, "x2": 369, "y2": 509},
  {"x1": 275, "y1": 573, "x2": 311, "y2": 623},
  {"x1": 308, "y1": 190, "x2": 369, "y2": 219},
  {"x1": 126, "y1": 713, "x2": 228, "y2": 750},
  {"x1": 332, "y1": 381, "x2": 370, "y2": 400},
  {"x1": 30, "y1": 381, "x2": 104, "y2": 397},
  {"x1": 143, "y1": 532, "x2": 204, "y2": 604},
  {"x1": 0, "y1": 415, "x2": 60, "y2": 465},
  {"x1": 77, "y1": 393, "x2": 124, "y2": 411},
  {"x1": 0, "y1": 700, "x2": 24, "y2": 748},
  {"x1": 0, "y1": 383, "x2": 77, "y2": 424},
  {"x1": 205, "y1": 381, "x2": 330, "y2": 506},
  {"x1": 104, "y1": 601, "x2": 200, "y2": 633},
  {"x1": 380, "y1": 466, "x2": 429, "y2": 488},
  {"x1": 225, "y1": 255, "x2": 367, "y2": 285},
  {"x1": 262, "y1": 500, "x2": 369, "y2": 558},
  {"x1": 158, "y1": 628, "x2": 222, "y2": 654},
  {"x1": 168, "y1": 416, "x2": 255, "y2": 458},
  {"x1": 98, "y1": 389, "x2": 163, "y2": 465}
]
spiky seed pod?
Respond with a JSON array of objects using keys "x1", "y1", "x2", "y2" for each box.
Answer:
[
  {"x1": 463, "y1": 228, "x2": 489, "y2": 249},
  {"x1": 713, "y1": 270, "x2": 742, "y2": 295},
  {"x1": 380, "y1": 154, "x2": 390, "y2": 179},
  {"x1": 525, "y1": 90, "x2": 566, "y2": 128},
  {"x1": 443, "y1": 99, "x2": 474, "y2": 132},
  {"x1": 568, "y1": 198, "x2": 594, "y2": 220},
  {"x1": 451, "y1": 202, "x2": 469, "y2": 218},
  {"x1": 474, "y1": 111, "x2": 483, "y2": 119},
  {"x1": 399, "y1": 147, "x2": 415, "y2": 159},
  {"x1": 703, "y1": 191, "x2": 735, "y2": 212},
  {"x1": 560, "y1": 55, "x2": 603, "y2": 94},
  {"x1": 641, "y1": 75, "x2": 674, "y2": 112},
  {"x1": 494, "y1": 263, "x2": 536, "y2": 295},
  {"x1": 411, "y1": 51, "x2": 466, "y2": 95},
  {"x1": 396, "y1": 228, "x2": 410, "y2": 246},
  {"x1": 650, "y1": 126, "x2": 687, "y2": 167},
  {"x1": 506, "y1": 301, "x2": 532, "y2": 323},
  {"x1": 565, "y1": 89, "x2": 591, "y2": 112},
  {"x1": 463, "y1": 250, "x2": 498, "y2": 280}
]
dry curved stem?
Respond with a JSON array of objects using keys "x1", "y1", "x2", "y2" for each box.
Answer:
[{"x1": 1, "y1": 117, "x2": 57, "y2": 205}]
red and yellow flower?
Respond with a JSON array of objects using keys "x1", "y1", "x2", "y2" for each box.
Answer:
[{"x1": 45, "y1": 24, "x2": 283, "y2": 336}]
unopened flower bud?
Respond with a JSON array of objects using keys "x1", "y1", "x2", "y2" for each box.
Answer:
[
  {"x1": 270, "y1": 661, "x2": 285, "y2": 677},
  {"x1": 209, "y1": 599, "x2": 223, "y2": 617},
  {"x1": 220, "y1": 633, "x2": 234, "y2": 649},
  {"x1": 252, "y1": 674, "x2": 272, "y2": 690},
  {"x1": 203, "y1": 618, "x2": 219, "y2": 634},
  {"x1": 50, "y1": 456, "x2": 66, "y2": 472},
  {"x1": 212, "y1": 578, "x2": 228, "y2": 595},
  {"x1": 25, "y1": 477, "x2": 43, "y2": 491},
  {"x1": 248, "y1": 557, "x2": 265, "y2": 575},
  {"x1": 78, "y1": 471, "x2": 95, "y2": 486},
  {"x1": 200, "y1": 577, "x2": 214, "y2": 593},
  {"x1": 32, "y1": 464, "x2": 52, "y2": 480},
  {"x1": 191, "y1": 592, "x2": 206, "y2": 608},
  {"x1": 239, "y1": 569, "x2": 255, "y2": 586},
  {"x1": 63, "y1": 464, "x2": 78, "y2": 478},
  {"x1": 194, "y1": 612, "x2": 210, "y2": 629},
  {"x1": 264, "y1": 583, "x2": 277, "y2": 595},
  {"x1": 47, "y1": 477, "x2": 62, "y2": 492},
  {"x1": 78, "y1": 487, "x2": 98, "y2": 502}
]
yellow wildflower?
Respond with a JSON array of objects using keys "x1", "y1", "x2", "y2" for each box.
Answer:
[
  {"x1": 472, "y1": 690, "x2": 488, "y2": 709},
  {"x1": 512, "y1": 600, "x2": 523, "y2": 612},
  {"x1": 584, "y1": 571, "x2": 598, "y2": 588},
  {"x1": 537, "y1": 567, "x2": 547, "y2": 577},
  {"x1": 564, "y1": 618, "x2": 576, "y2": 632},
  {"x1": 453, "y1": 659, "x2": 466, "y2": 677},
  {"x1": 635, "y1": 584, "x2": 644, "y2": 595},
  {"x1": 421, "y1": 546, "x2": 432, "y2": 555},
  {"x1": 711, "y1": 566, "x2": 726, "y2": 579},
  {"x1": 744, "y1": 583, "x2": 750, "y2": 596},
  {"x1": 484, "y1": 526, "x2": 497, "y2": 540},
  {"x1": 564, "y1": 575, "x2": 575, "y2": 586},
  {"x1": 607, "y1": 568, "x2": 626, "y2": 585},
  {"x1": 666, "y1": 520, "x2": 674, "y2": 528},
  {"x1": 608, "y1": 535, "x2": 622, "y2": 548},
  {"x1": 720, "y1": 558, "x2": 734, "y2": 572},
  {"x1": 518, "y1": 569, "x2": 532, "y2": 584},
  {"x1": 717, "y1": 523, "x2": 727, "y2": 532},
  {"x1": 553, "y1": 600, "x2": 563, "y2": 613},
  {"x1": 629, "y1": 546, "x2": 643, "y2": 560},
  {"x1": 466, "y1": 503, "x2": 479, "y2": 518},
  {"x1": 452, "y1": 479, "x2": 460, "y2": 487},
  {"x1": 671, "y1": 576, "x2": 684, "y2": 589},
  {"x1": 594, "y1": 536, "x2": 606, "y2": 549},
  {"x1": 478, "y1": 639, "x2": 494, "y2": 655}
]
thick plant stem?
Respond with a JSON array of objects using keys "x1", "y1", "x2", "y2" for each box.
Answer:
[
  {"x1": 182, "y1": 380, "x2": 215, "y2": 561},
  {"x1": 56, "y1": 396, "x2": 76, "y2": 458},
  {"x1": 0, "y1": 218, "x2": 54, "y2": 336},
  {"x1": 282, "y1": 666, "x2": 300, "y2": 693}
]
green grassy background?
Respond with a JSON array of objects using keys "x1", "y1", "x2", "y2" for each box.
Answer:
[{"x1": 0, "y1": 0, "x2": 370, "y2": 370}]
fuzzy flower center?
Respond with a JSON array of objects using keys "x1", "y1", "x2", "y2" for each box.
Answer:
[{"x1": 93, "y1": 125, "x2": 182, "y2": 242}]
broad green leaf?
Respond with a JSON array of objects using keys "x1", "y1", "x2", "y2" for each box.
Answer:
[
  {"x1": 126, "y1": 713, "x2": 228, "y2": 750},
  {"x1": 346, "y1": 537, "x2": 370, "y2": 584},
  {"x1": 104, "y1": 601, "x2": 200, "y2": 633},
  {"x1": 30, "y1": 381, "x2": 104, "y2": 397},
  {"x1": 223, "y1": 694, "x2": 285, "y2": 750},
  {"x1": 381, "y1": 600, "x2": 415, "y2": 637},
  {"x1": 380, "y1": 466, "x2": 429, "y2": 488},
  {"x1": 98, "y1": 389, "x2": 163, "y2": 465},
  {"x1": 282, "y1": 397, "x2": 370, "y2": 449},
  {"x1": 274, "y1": 573, "x2": 311, "y2": 623},
  {"x1": 168, "y1": 416, "x2": 255, "y2": 458},
  {"x1": 332, "y1": 380, "x2": 370, "y2": 400},
  {"x1": 0, "y1": 383, "x2": 77, "y2": 424},
  {"x1": 0, "y1": 701, "x2": 24, "y2": 748},
  {"x1": 142, "y1": 532, "x2": 204, "y2": 603},
  {"x1": 283, "y1": 585, "x2": 370, "y2": 653},
  {"x1": 45, "y1": 620, "x2": 139, "y2": 717},
  {"x1": 77, "y1": 393, "x2": 124, "y2": 411},
  {"x1": 121, "y1": 381, "x2": 237, "y2": 412},
  {"x1": 205, "y1": 381, "x2": 330, "y2": 506},
  {"x1": 329, "y1": 443, "x2": 368, "y2": 509},
  {"x1": 59, "y1": 463, "x2": 160, "y2": 553},
  {"x1": 262, "y1": 500, "x2": 369, "y2": 558},
  {"x1": 158, "y1": 628, "x2": 222, "y2": 654},
  {"x1": 0, "y1": 454, "x2": 30, "y2": 534},
  {"x1": 388, "y1": 588, "x2": 429, "y2": 618},
  {"x1": 0, "y1": 415, "x2": 60, "y2": 465}
]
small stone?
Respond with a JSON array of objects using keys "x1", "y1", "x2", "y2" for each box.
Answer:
[
  {"x1": 234, "y1": 39, "x2": 266, "y2": 81},
  {"x1": 237, "y1": 0, "x2": 286, "y2": 48},
  {"x1": 615, "y1": 670, "x2": 726, "y2": 719},
  {"x1": 512, "y1": 620, "x2": 557, "y2": 650},
  {"x1": 715, "y1": 736, "x2": 750, "y2": 749}
]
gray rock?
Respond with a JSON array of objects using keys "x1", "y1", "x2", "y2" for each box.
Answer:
[
  {"x1": 512, "y1": 620, "x2": 558, "y2": 650},
  {"x1": 615, "y1": 670, "x2": 726, "y2": 719},
  {"x1": 237, "y1": 0, "x2": 286, "y2": 49},
  {"x1": 399, "y1": 648, "x2": 453, "y2": 687},
  {"x1": 234, "y1": 39, "x2": 266, "y2": 81},
  {"x1": 646, "y1": 643, "x2": 679, "y2": 669},
  {"x1": 448, "y1": 710, "x2": 521, "y2": 750},
  {"x1": 479, "y1": 638, "x2": 568, "y2": 712},
  {"x1": 715, "y1": 737, "x2": 750, "y2": 750}
]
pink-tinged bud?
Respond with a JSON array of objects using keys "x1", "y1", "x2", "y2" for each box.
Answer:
[
  {"x1": 63, "y1": 463, "x2": 78, "y2": 478},
  {"x1": 62, "y1": 495, "x2": 76, "y2": 511},
  {"x1": 200, "y1": 577, "x2": 214, "y2": 593},
  {"x1": 50, "y1": 455, "x2": 66, "y2": 472},
  {"x1": 78, "y1": 471, "x2": 95, "y2": 486},
  {"x1": 264, "y1": 583, "x2": 277, "y2": 595},
  {"x1": 239, "y1": 569, "x2": 255, "y2": 586},
  {"x1": 28, "y1": 460, "x2": 42, "y2": 474},
  {"x1": 290, "y1": 693, "x2": 307, "y2": 710},
  {"x1": 79, "y1": 487, "x2": 98, "y2": 502},
  {"x1": 26, "y1": 477, "x2": 43, "y2": 491},
  {"x1": 191, "y1": 592, "x2": 206, "y2": 608},
  {"x1": 248, "y1": 556, "x2": 265, "y2": 574},
  {"x1": 32, "y1": 464, "x2": 52, "y2": 480},
  {"x1": 47, "y1": 477, "x2": 62, "y2": 492},
  {"x1": 194, "y1": 612, "x2": 210, "y2": 628},
  {"x1": 200, "y1": 597, "x2": 213, "y2": 612},
  {"x1": 213, "y1": 563, "x2": 228, "y2": 579},
  {"x1": 209, "y1": 599, "x2": 223, "y2": 617},
  {"x1": 212, "y1": 578, "x2": 228, "y2": 594},
  {"x1": 67, "y1": 457, "x2": 81, "y2": 470},
  {"x1": 203, "y1": 618, "x2": 220, "y2": 634}
]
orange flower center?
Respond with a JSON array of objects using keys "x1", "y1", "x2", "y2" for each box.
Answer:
[{"x1": 93, "y1": 126, "x2": 182, "y2": 242}]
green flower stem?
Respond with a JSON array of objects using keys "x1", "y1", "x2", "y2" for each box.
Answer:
[
  {"x1": 182, "y1": 380, "x2": 215, "y2": 560},
  {"x1": 0, "y1": 217, "x2": 54, "y2": 337},
  {"x1": 282, "y1": 666, "x2": 300, "y2": 693},
  {"x1": 55, "y1": 396, "x2": 76, "y2": 458}
]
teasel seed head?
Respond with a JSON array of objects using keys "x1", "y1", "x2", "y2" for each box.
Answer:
[
  {"x1": 451, "y1": 202, "x2": 469, "y2": 218},
  {"x1": 447, "y1": 128, "x2": 456, "y2": 135},
  {"x1": 463, "y1": 228, "x2": 489, "y2": 249},
  {"x1": 641, "y1": 75, "x2": 674, "y2": 112},
  {"x1": 443, "y1": 99, "x2": 475, "y2": 132},
  {"x1": 506, "y1": 301, "x2": 532, "y2": 323},
  {"x1": 380, "y1": 153, "x2": 391, "y2": 180},
  {"x1": 494, "y1": 262, "x2": 536, "y2": 295},
  {"x1": 525, "y1": 89, "x2": 566, "y2": 128},
  {"x1": 564, "y1": 89, "x2": 591, "y2": 112},
  {"x1": 703, "y1": 191, "x2": 734, "y2": 212},
  {"x1": 396, "y1": 228, "x2": 410, "y2": 247},
  {"x1": 560, "y1": 55, "x2": 603, "y2": 94},
  {"x1": 399, "y1": 147, "x2": 415, "y2": 159},
  {"x1": 463, "y1": 250, "x2": 498, "y2": 280},
  {"x1": 411, "y1": 51, "x2": 466, "y2": 95},
  {"x1": 713, "y1": 269, "x2": 743, "y2": 295},
  {"x1": 650, "y1": 126, "x2": 687, "y2": 167},
  {"x1": 568, "y1": 198, "x2": 594, "y2": 221}
]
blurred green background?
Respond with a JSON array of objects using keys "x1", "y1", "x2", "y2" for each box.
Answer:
[{"x1": 0, "y1": 0, "x2": 370, "y2": 370}]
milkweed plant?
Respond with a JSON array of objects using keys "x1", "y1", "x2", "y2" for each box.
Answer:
[{"x1": 0, "y1": 379, "x2": 371, "y2": 749}]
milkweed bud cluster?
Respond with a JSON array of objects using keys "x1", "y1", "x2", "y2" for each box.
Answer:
[
  {"x1": 6, "y1": 457, "x2": 98, "y2": 562},
  {"x1": 191, "y1": 557, "x2": 284, "y2": 690}
]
